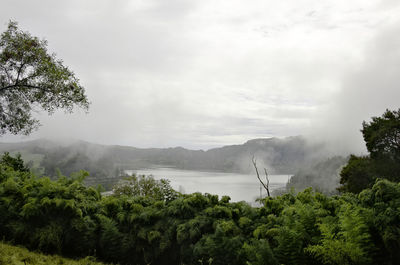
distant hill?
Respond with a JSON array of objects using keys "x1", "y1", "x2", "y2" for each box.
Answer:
[
  {"x1": 285, "y1": 156, "x2": 349, "y2": 194},
  {"x1": 0, "y1": 136, "x2": 331, "y2": 189}
]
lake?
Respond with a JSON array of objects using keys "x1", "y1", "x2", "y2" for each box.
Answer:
[{"x1": 126, "y1": 168, "x2": 291, "y2": 203}]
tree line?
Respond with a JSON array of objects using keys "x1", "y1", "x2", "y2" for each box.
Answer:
[{"x1": 0, "y1": 151, "x2": 399, "y2": 265}]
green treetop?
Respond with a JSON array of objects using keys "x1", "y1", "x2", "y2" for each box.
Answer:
[
  {"x1": 362, "y1": 108, "x2": 400, "y2": 161},
  {"x1": 0, "y1": 20, "x2": 89, "y2": 135},
  {"x1": 339, "y1": 108, "x2": 400, "y2": 193}
]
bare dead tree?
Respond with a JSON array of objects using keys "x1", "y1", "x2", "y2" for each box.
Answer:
[
  {"x1": 252, "y1": 155, "x2": 270, "y2": 197},
  {"x1": 264, "y1": 168, "x2": 270, "y2": 197}
]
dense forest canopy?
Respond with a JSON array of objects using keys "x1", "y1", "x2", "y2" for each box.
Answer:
[
  {"x1": 1, "y1": 106, "x2": 400, "y2": 264},
  {"x1": 0, "y1": 151, "x2": 399, "y2": 265}
]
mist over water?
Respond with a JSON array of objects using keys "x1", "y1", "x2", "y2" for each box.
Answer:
[
  {"x1": 126, "y1": 168, "x2": 290, "y2": 203},
  {"x1": 2, "y1": 1, "x2": 400, "y2": 153}
]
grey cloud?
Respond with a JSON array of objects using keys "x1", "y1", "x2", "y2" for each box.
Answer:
[
  {"x1": 308, "y1": 21, "x2": 400, "y2": 155},
  {"x1": 1, "y1": 0, "x2": 400, "y2": 151}
]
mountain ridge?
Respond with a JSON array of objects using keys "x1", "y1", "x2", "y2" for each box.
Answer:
[{"x1": 0, "y1": 136, "x2": 328, "y2": 174}]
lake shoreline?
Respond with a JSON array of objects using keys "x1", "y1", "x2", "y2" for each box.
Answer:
[{"x1": 124, "y1": 168, "x2": 291, "y2": 203}]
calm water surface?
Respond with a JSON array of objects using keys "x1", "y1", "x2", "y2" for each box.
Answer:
[{"x1": 126, "y1": 168, "x2": 290, "y2": 203}]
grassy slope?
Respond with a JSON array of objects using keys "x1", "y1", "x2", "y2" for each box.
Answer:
[{"x1": 0, "y1": 242, "x2": 108, "y2": 265}]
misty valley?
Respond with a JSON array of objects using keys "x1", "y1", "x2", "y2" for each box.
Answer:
[
  {"x1": 1, "y1": 8, "x2": 400, "y2": 265},
  {"x1": 0, "y1": 137, "x2": 312, "y2": 183},
  {"x1": 1, "y1": 112, "x2": 400, "y2": 265},
  {"x1": 0, "y1": 136, "x2": 342, "y2": 196}
]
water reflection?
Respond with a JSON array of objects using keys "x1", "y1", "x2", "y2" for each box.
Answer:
[{"x1": 126, "y1": 168, "x2": 290, "y2": 203}]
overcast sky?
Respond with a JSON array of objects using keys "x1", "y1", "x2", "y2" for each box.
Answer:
[{"x1": 1, "y1": 0, "x2": 400, "y2": 152}]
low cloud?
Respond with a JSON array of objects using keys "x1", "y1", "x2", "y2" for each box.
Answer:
[
  {"x1": 307, "y1": 20, "x2": 400, "y2": 155},
  {"x1": 1, "y1": 0, "x2": 400, "y2": 152}
]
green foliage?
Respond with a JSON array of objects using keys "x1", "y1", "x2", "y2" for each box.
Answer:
[
  {"x1": 358, "y1": 179, "x2": 400, "y2": 264},
  {"x1": 340, "y1": 109, "x2": 400, "y2": 193},
  {"x1": 0, "y1": 20, "x2": 89, "y2": 135},
  {"x1": 242, "y1": 239, "x2": 278, "y2": 265},
  {"x1": 0, "y1": 161, "x2": 100, "y2": 256},
  {"x1": 0, "y1": 242, "x2": 106, "y2": 265},
  {"x1": 1, "y1": 155, "x2": 400, "y2": 265},
  {"x1": 306, "y1": 203, "x2": 373, "y2": 265},
  {"x1": 0, "y1": 152, "x2": 30, "y2": 172},
  {"x1": 339, "y1": 155, "x2": 376, "y2": 193},
  {"x1": 112, "y1": 174, "x2": 178, "y2": 202},
  {"x1": 362, "y1": 109, "x2": 400, "y2": 161}
]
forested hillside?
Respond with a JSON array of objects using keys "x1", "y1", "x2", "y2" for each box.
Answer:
[
  {"x1": 286, "y1": 156, "x2": 349, "y2": 194},
  {"x1": 1, "y1": 109, "x2": 400, "y2": 264},
  {"x1": 0, "y1": 153, "x2": 399, "y2": 265},
  {"x1": 0, "y1": 136, "x2": 329, "y2": 188}
]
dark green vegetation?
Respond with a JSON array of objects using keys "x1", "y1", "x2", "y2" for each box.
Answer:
[
  {"x1": 0, "y1": 241, "x2": 106, "y2": 265},
  {"x1": 289, "y1": 109, "x2": 400, "y2": 196},
  {"x1": 0, "y1": 21, "x2": 89, "y2": 135},
  {"x1": 0, "y1": 140, "x2": 125, "y2": 189},
  {"x1": 339, "y1": 109, "x2": 400, "y2": 193},
  {"x1": 113, "y1": 174, "x2": 178, "y2": 202},
  {"x1": 1, "y1": 152, "x2": 400, "y2": 265}
]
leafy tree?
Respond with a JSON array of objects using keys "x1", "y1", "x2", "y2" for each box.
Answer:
[
  {"x1": 0, "y1": 166, "x2": 101, "y2": 256},
  {"x1": 0, "y1": 20, "x2": 89, "y2": 135},
  {"x1": 358, "y1": 179, "x2": 400, "y2": 264},
  {"x1": 362, "y1": 109, "x2": 400, "y2": 161},
  {"x1": 361, "y1": 109, "x2": 400, "y2": 182},
  {"x1": 112, "y1": 174, "x2": 178, "y2": 202},
  {"x1": 338, "y1": 155, "x2": 376, "y2": 193},
  {"x1": 0, "y1": 152, "x2": 29, "y2": 172},
  {"x1": 307, "y1": 203, "x2": 373, "y2": 265},
  {"x1": 340, "y1": 109, "x2": 400, "y2": 193},
  {"x1": 242, "y1": 239, "x2": 278, "y2": 265}
]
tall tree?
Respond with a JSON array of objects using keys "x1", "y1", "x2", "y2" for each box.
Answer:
[
  {"x1": 339, "y1": 108, "x2": 400, "y2": 193},
  {"x1": 0, "y1": 20, "x2": 89, "y2": 135},
  {"x1": 0, "y1": 152, "x2": 29, "y2": 172},
  {"x1": 338, "y1": 155, "x2": 375, "y2": 193},
  {"x1": 362, "y1": 108, "x2": 400, "y2": 161}
]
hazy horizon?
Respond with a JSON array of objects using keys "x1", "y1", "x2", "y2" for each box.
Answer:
[
  {"x1": 0, "y1": 135, "x2": 303, "y2": 152},
  {"x1": 1, "y1": 0, "x2": 400, "y2": 154}
]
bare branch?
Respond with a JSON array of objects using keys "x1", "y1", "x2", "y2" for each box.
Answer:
[
  {"x1": 252, "y1": 155, "x2": 270, "y2": 197},
  {"x1": 263, "y1": 168, "x2": 270, "y2": 197},
  {"x1": 0, "y1": 83, "x2": 43, "y2": 92},
  {"x1": 15, "y1": 52, "x2": 26, "y2": 85}
]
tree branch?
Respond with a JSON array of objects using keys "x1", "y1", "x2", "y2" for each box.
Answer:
[
  {"x1": 15, "y1": 61, "x2": 25, "y2": 86},
  {"x1": 0, "y1": 65, "x2": 13, "y2": 83},
  {"x1": 252, "y1": 155, "x2": 270, "y2": 197},
  {"x1": 263, "y1": 168, "x2": 270, "y2": 197},
  {"x1": 0, "y1": 83, "x2": 45, "y2": 92}
]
